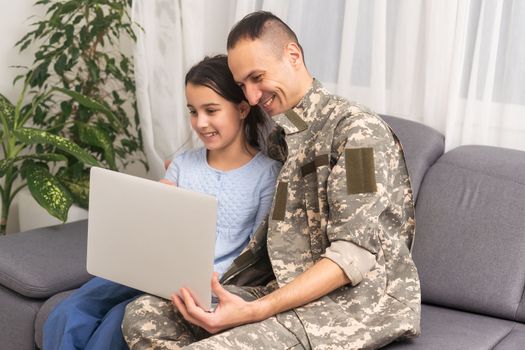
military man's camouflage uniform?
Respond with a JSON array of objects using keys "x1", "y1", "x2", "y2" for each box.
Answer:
[{"x1": 123, "y1": 80, "x2": 421, "y2": 349}]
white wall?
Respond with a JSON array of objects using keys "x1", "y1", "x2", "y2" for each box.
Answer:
[{"x1": 0, "y1": 1, "x2": 41, "y2": 101}]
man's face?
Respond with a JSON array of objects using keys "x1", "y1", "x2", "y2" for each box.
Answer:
[{"x1": 228, "y1": 38, "x2": 301, "y2": 116}]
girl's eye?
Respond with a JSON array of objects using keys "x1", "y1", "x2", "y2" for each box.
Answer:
[
  {"x1": 206, "y1": 109, "x2": 217, "y2": 114},
  {"x1": 188, "y1": 110, "x2": 197, "y2": 116}
]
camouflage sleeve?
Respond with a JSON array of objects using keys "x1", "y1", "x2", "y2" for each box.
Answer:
[{"x1": 325, "y1": 112, "x2": 395, "y2": 285}]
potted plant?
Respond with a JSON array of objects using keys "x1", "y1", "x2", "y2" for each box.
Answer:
[
  {"x1": 0, "y1": 79, "x2": 110, "y2": 234},
  {"x1": 2, "y1": 0, "x2": 147, "y2": 232}
]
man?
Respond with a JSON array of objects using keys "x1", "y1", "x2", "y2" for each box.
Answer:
[{"x1": 123, "y1": 11, "x2": 420, "y2": 349}]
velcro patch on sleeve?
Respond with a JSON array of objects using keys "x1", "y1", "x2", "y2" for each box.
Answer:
[
  {"x1": 271, "y1": 182, "x2": 288, "y2": 221},
  {"x1": 345, "y1": 148, "x2": 377, "y2": 194},
  {"x1": 300, "y1": 154, "x2": 330, "y2": 177}
]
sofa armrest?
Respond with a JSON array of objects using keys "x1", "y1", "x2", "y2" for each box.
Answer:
[{"x1": 0, "y1": 220, "x2": 92, "y2": 299}]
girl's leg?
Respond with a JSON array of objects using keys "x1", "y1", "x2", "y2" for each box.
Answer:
[
  {"x1": 85, "y1": 297, "x2": 140, "y2": 350},
  {"x1": 43, "y1": 276, "x2": 142, "y2": 350}
]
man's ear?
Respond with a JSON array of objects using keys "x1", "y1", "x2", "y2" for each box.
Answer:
[
  {"x1": 285, "y1": 42, "x2": 303, "y2": 68},
  {"x1": 239, "y1": 100, "x2": 250, "y2": 119}
]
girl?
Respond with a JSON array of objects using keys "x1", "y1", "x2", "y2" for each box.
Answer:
[{"x1": 43, "y1": 55, "x2": 281, "y2": 350}]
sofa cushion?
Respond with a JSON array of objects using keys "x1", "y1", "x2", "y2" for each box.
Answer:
[
  {"x1": 34, "y1": 289, "x2": 78, "y2": 349},
  {"x1": 383, "y1": 305, "x2": 522, "y2": 349},
  {"x1": 380, "y1": 115, "x2": 444, "y2": 200},
  {"x1": 492, "y1": 323, "x2": 525, "y2": 349},
  {"x1": 0, "y1": 284, "x2": 44, "y2": 350},
  {"x1": 412, "y1": 145, "x2": 525, "y2": 320},
  {"x1": 0, "y1": 220, "x2": 92, "y2": 298}
]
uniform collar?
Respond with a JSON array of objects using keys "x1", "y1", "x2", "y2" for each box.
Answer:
[{"x1": 272, "y1": 79, "x2": 328, "y2": 135}]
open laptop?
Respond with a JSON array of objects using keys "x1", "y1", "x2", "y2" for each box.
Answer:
[{"x1": 87, "y1": 167, "x2": 217, "y2": 310}]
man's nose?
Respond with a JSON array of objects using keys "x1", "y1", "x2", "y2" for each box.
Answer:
[{"x1": 244, "y1": 84, "x2": 262, "y2": 106}]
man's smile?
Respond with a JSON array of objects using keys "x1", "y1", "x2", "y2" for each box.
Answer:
[{"x1": 260, "y1": 94, "x2": 276, "y2": 109}]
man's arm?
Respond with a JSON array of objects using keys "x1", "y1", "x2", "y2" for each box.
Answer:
[
  {"x1": 251, "y1": 257, "x2": 350, "y2": 319},
  {"x1": 172, "y1": 257, "x2": 349, "y2": 334}
]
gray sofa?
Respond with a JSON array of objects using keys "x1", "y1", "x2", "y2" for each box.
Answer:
[{"x1": 1, "y1": 115, "x2": 524, "y2": 349}]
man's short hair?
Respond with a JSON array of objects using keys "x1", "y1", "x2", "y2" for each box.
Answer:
[{"x1": 227, "y1": 11, "x2": 304, "y2": 59}]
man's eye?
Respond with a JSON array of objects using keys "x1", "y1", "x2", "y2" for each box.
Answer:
[{"x1": 252, "y1": 74, "x2": 262, "y2": 82}]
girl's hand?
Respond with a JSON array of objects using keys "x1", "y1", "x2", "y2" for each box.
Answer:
[
  {"x1": 171, "y1": 273, "x2": 258, "y2": 334},
  {"x1": 159, "y1": 178, "x2": 177, "y2": 186}
]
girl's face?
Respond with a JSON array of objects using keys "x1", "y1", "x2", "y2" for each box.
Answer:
[{"x1": 186, "y1": 83, "x2": 248, "y2": 154}]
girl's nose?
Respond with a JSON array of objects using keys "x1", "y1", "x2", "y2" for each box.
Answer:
[{"x1": 196, "y1": 114, "x2": 209, "y2": 128}]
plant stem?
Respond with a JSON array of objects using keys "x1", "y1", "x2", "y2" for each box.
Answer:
[{"x1": 0, "y1": 168, "x2": 16, "y2": 235}]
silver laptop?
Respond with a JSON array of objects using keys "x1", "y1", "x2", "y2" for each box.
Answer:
[{"x1": 87, "y1": 167, "x2": 217, "y2": 310}]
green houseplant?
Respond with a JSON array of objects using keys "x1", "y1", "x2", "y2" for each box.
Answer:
[
  {"x1": 14, "y1": 0, "x2": 146, "y2": 208},
  {"x1": 0, "y1": 80, "x2": 108, "y2": 234}
]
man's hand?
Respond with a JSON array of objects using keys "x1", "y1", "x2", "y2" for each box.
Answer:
[
  {"x1": 171, "y1": 258, "x2": 351, "y2": 333},
  {"x1": 172, "y1": 273, "x2": 257, "y2": 334}
]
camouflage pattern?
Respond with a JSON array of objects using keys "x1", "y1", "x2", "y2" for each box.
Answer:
[
  {"x1": 122, "y1": 80, "x2": 420, "y2": 349},
  {"x1": 122, "y1": 284, "x2": 304, "y2": 350},
  {"x1": 229, "y1": 79, "x2": 421, "y2": 349}
]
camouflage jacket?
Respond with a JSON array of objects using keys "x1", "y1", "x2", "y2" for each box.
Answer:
[{"x1": 221, "y1": 80, "x2": 421, "y2": 349}]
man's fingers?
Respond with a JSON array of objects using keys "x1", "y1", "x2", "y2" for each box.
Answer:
[
  {"x1": 172, "y1": 293, "x2": 201, "y2": 326},
  {"x1": 180, "y1": 288, "x2": 205, "y2": 316},
  {"x1": 172, "y1": 294, "x2": 187, "y2": 315},
  {"x1": 173, "y1": 288, "x2": 222, "y2": 334},
  {"x1": 211, "y1": 272, "x2": 228, "y2": 300}
]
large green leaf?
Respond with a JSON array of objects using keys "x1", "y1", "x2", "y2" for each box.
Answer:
[
  {"x1": 53, "y1": 88, "x2": 123, "y2": 131},
  {"x1": 23, "y1": 163, "x2": 72, "y2": 222},
  {"x1": 23, "y1": 153, "x2": 68, "y2": 163},
  {"x1": 78, "y1": 123, "x2": 116, "y2": 170},
  {"x1": 57, "y1": 172, "x2": 90, "y2": 209},
  {"x1": 13, "y1": 127, "x2": 99, "y2": 166},
  {"x1": 0, "y1": 93, "x2": 15, "y2": 128}
]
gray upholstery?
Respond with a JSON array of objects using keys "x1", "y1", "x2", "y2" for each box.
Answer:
[
  {"x1": 493, "y1": 323, "x2": 525, "y2": 349},
  {"x1": 34, "y1": 289, "x2": 76, "y2": 349},
  {"x1": 0, "y1": 220, "x2": 91, "y2": 350},
  {"x1": 0, "y1": 285, "x2": 43, "y2": 350},
  {"x1": 380, "y1": 115, "x2": 444, "y2": 200},
  {"x1": 384, "y1": 305, "x2": 522, "y2": 350},
  {"x1": 0, "y1": 220, "x2": 91, "y2": 298},
  {"x1": 412, "y1": 145, "x2": 525, "y2": 320}
]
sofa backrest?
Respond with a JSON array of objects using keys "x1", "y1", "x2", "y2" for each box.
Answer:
[
  {"x1": 380, "y1": 115, "x2": 444, "y2": 200},
  {"x1": 413, "y1": 145, "x2": 525, "y2": 321}
]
